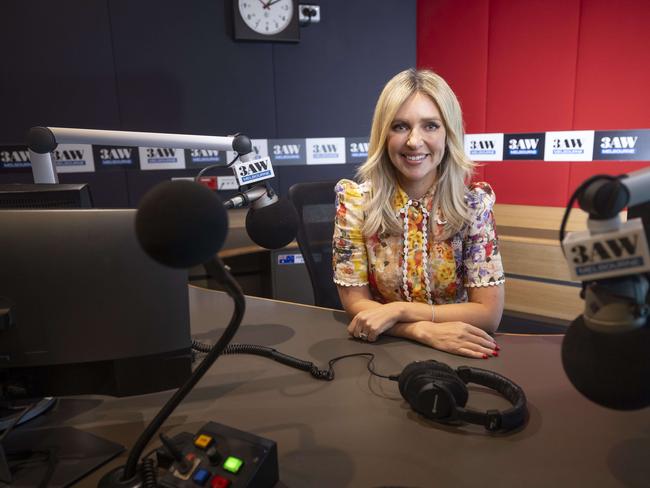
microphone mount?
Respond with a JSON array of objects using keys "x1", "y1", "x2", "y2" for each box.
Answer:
[{"x1": 223, "y1": 183, "x2": 279, "y2": 210}]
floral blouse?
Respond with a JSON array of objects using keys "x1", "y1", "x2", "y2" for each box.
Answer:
[{"x1": 332, "y1": 179, "x2": 505, "y2": 305}]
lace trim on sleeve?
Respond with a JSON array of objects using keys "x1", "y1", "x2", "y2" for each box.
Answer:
[
  {"x1": 333, "y1": 278, "x2": 369, "y2": 287},
  {"x1": 465, "y1": 278, "x2": 505, "y2": 288}
]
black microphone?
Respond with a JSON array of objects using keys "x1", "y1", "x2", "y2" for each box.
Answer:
[
  {"x1": 102, "y1": 179, "x2": 245, "y2": 487},
  {"x1": 135, "y1": 180, "x2": 228, "y2": 268},
  {"x1": 223, "y1": 183, "x2": 298, "y2": 249},
  {"x1": 562, "y1": 315, "x2": 650, "y2": 410},
  {"x1": 246, "y1": 197, "x2": 299, "y2": 249}
]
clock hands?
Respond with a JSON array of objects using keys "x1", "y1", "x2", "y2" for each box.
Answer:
[{"x1": 265, "y1": 0, "x2": 284, "y2": 8}]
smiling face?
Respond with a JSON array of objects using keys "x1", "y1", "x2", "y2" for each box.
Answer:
[{"x1": 386, "y1": 92, "x2": 447, "y2": 199}]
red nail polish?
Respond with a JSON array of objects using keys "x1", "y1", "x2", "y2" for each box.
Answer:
[
  {"x1": 495, "y1": 345, "x2": 501, "y2": 351},
  {"x1": 482, "y1": 353, "x2": 488, "y2": 359},
  {"x1": 492, "y1": 350, "x2": 499, "y2": 357}
]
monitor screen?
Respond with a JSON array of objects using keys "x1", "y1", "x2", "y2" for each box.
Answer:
[
  {"x1": 0, "y1": 183, "x2": 93, "y2": 209},
  {"x1": 0, "y1": 209, "x2": 193, "y2": 398}
]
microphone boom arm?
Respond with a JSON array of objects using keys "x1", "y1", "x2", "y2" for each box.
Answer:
[{"x1": 26, "y1": 126, "x2": 254, "y2": 184}]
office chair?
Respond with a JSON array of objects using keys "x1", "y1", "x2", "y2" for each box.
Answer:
[{"x1": 288, "y1": 181, "x2": 343, "y2": 310}]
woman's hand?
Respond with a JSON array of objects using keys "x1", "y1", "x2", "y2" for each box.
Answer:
[
  {"x1": 347, "y1": 302, "x2": 404, "y2": 341},
  {"x1": 415, "y1": 321, "x2": 499, "y2": 359}
]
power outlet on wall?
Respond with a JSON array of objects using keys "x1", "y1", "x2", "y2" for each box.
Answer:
[{"x1": 299, "y1": 4, "x2": 321, "y2": 24}]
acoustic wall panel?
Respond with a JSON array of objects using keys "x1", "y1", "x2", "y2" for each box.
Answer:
[
  {"x1": 274, "y1": 0, "x2": 416, "y2": 138},
  {"x1": 484, "y1": 161, "x2": 571, "y2": 207},
  {"x1": 573, "y1": 0, "x2": 650, "y2": 130},
  {"x1": 485, "y1": 0, "x2": 581, "y2": 132},
  {"x1": 417, "y1": 0, "x2": 490, "y2": 134},
  {"x1": 108, "y1": 0, "x2": 277, "y2": 137},
  {"x1": 0, "y1": 0, "x2": 120, "y2": 142}
]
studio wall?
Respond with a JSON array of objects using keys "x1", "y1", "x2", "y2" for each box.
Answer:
[
  {"x1": 0, "y1": 0, "x2": 416, "y2": 207},
  {"x1": 417, "y1": 0, "x2": 650, "y2": 206}
]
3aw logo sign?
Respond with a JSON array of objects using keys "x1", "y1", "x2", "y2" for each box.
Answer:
[
  {"x1": 270, "y1": 138, "x2": 305, "y2": 165},
  {"x1": 186, "y1": 149, "x2": 222, "y2": 167},
  {"x1": 139, "y1": 147, "x2": 186, "y2": 170},
  {"x1": 187, "y1": 149, "x2": 222, "y2": 165},
  {"x1": 54, "y1": 144, "x2": 95, "y2": 173},
  {"x1": 232, "y1": 156, "x2": 275, "y2": 185},
  {"x1": 544, "y1": 131, "x2": 594, "y2": 161},
  {"x1": 93, "y1": 145, "x2": 138, "y2": 170},
  {"x1": 563, "y1": 219, "x2": 650, "y2": 281},
  {"x1": 594, "y1": 130, "x2": 650, "y2": 160},
  {"x1": 601, "y1": 136, "x2": 637, "y2": 152},
  {"x1": 346, "y1": 137, "x2": 369, "y2": 161},
  {"x1": 0, "y1": 146, "x2": 31, "y2": 170},
  {"x1": 464, "y1": 134, "x2": 503, "y2": 161},
  {"x1": 504, "y1": 133, "x2": 545, "y2": 160},
  {"x1": 306, "y1": 138, "x2": 346, "y2": 165}
]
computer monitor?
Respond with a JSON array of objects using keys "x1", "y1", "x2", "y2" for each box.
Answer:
[
  {"x1": 0, "y1": 208, "x2": 192, "y2": 397},
  {"x1": 0, "y1": 208, "x2": 193, "y2": 485},
  {"x1": 0, "y1": 183, "x2": 93, "y2": 209}
]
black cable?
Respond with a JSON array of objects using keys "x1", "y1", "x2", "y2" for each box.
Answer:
[
  {"x1": 192, "y1": 340, "x2": 333, "y2": 380},
  {"x1": 559, "y1": 174, "x2": 618, "y2": 256},
  {"x1": 192, "y1": 342, "x2": 398, "y2": 382},
  {"x1": 326, "y1": 353, "x2": 399, "y2": 381},
  {"x1": 141, "y1": 458, "x2": 156, "y2": 488},
  {"x1": 194, "y1": 153, "x2": 240, "y2": 183}
]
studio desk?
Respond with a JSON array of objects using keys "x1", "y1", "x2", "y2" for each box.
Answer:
[
  {"x1": 63, "y1": 285, "x2": 647, "y2": 487},
  {"x1": 59, "y1": 205, "x2": 642, "y2": 486}
]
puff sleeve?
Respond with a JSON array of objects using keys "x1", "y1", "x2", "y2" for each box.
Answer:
[
  {"x1": 462, "y1": 182, "x2": 506, "y2": 288},
  {"x1": 332, "y1": 179, "x2": 369, "y2": 287}
]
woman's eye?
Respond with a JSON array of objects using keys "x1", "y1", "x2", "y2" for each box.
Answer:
[
  {"x1": 425, "y1": 123, "x2": 439, "y2": 130},
  {"x1": 392, "y1": 123, "x2": 408, "y2": 131}
]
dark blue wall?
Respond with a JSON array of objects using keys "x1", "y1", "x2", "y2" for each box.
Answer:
[{"x1": 0, "y1": 0, "x2": 416, "y2": 206}]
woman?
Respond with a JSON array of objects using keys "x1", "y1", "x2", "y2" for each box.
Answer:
[{"x1": 333, "y1": 68, "x2": 505, "y2": 359}]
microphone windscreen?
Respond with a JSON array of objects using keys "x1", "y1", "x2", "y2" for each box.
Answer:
[
  {"x1": 245, "y1": 197, "x2": 299, "y2": 249},
  {"x1": 136, "y1": 180, "x2": 228, "y2": 268},
  {"x1": 561, "y1": 316, "x2": 650, "y2": 410}
]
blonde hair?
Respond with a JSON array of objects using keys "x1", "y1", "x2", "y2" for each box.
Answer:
[{"x1": 357, "y1": 68, "x2": 476, "y2": 240}]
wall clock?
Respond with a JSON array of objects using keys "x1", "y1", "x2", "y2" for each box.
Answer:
[{"x1": 233, "y1": 0, "x2": 300, "y2": 42}]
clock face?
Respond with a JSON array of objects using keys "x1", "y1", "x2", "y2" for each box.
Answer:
[{"x1": 238, "y1": 0, "x2": 294, "y2": 36}]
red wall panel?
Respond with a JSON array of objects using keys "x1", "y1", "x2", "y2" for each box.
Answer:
[
  {"x1": 573, "y1": 0, "x2": 650, "y2": 130},
  {"x1": 417, "y1": 0, "x2": 490, "y2": 133},
  {"x1": 470, "y1": 163, "x2": 486, "y2": 184},
  {"x1": 484, "y1": 161, "x2": 571, "y2": 206},
  {"x1": 485, "y1": 0, "x2": 581, "y2": 132}
]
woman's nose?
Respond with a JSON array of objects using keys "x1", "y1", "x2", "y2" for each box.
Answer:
[{"x1": 406, "y1": 130, "x2": 423, "y2": 148}]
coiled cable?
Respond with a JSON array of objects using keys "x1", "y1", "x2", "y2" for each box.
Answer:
[{"x1": 192, "y1": 340, "x2": 334, "y2": 381}]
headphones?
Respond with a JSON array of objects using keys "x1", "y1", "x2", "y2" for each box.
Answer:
[{"x1": 397, "y1": 360, "x2": 528, "y2": 432}]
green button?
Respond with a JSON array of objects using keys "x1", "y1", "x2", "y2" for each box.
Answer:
[{"x1": 223, "y1": 456, "x2": 243, "y2": 474}]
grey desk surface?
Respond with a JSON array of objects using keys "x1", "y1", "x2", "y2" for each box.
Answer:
[{"x1": 70, "y1": 287, "x2": 647, "y2": 487}]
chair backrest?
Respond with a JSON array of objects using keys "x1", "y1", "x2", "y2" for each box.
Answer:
[{"x1": 288, "y1": 181, "x2": 343, "y2": 310}]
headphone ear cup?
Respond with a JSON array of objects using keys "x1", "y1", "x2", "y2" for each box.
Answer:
[
  {"x1": 398, "y1": 361, "x2": 469, "y2": 421},
  {"x1": 398, "y1": 360, "x2": 453, "y2": 398}
]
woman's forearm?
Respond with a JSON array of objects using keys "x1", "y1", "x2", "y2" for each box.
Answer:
[
  {"x1": 342, "y1": 299, "x2": 501, "y2": 333},
  {"x1": 384, "y1": 301, "x2": 501, "y2": 333}
]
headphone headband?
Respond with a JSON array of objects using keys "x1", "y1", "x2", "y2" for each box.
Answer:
[{"x1": 398, "y1": 360, "x2": 528, "y2": 432}]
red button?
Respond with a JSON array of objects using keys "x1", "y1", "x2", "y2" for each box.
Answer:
[{"x1": 210, "y1": 475, "x2": 231, "y2": 488}]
